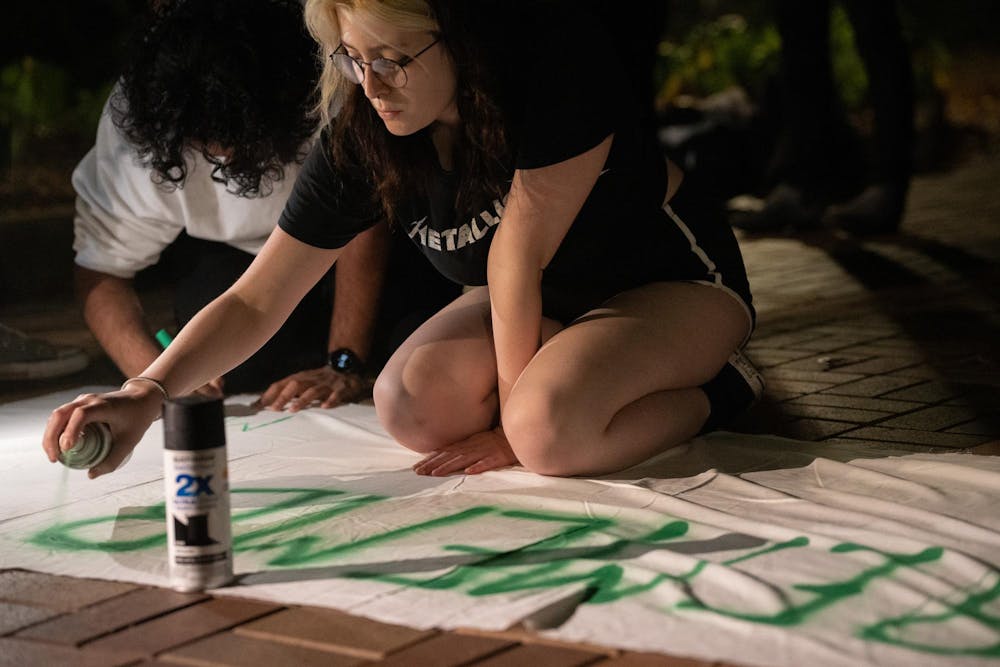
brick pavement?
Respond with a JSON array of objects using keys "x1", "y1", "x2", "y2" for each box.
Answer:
[
  {"x1": 1, "y1": 155, "x2": 998, "y2": 664},
  {"x1": 733, "y1": 155, "x2": 1000, "y2": 453}
]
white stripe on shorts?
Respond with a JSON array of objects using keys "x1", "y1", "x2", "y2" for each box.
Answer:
[{"x1": 663, "y1": 204, "x2": 754, "y2": 347}]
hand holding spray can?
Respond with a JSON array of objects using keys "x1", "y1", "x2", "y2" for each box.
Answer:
[
  {"x1": 59, "y1": 422, "x2": 113, "y2": 469},
  {"x1": 58, "y1": 422, "x2": 133, "y2": 472},
  {"x1": 163, "y1": 395, "x2": 233, "y2": 591}
]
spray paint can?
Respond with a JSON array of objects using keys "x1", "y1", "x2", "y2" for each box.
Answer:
[
  {"x1": 163, "y1": 395, "x2": 233, "y2": 591},
  {"x1": 59, "y1": 422, "x2": 113, "y2": 469}
]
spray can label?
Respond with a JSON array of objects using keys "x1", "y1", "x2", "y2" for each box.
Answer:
[{"x1": 163, "y1": 446, "x2": 232, "y2": 591}]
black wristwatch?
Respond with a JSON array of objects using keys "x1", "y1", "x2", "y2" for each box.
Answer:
[{"x1": 328, "y1": 348, "x2": 365, "y2": 375}]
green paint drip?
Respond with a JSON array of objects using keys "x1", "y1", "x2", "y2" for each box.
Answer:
[
  {"x1": 724, "y1": 536, "x2": 809, "y2": 566},
  {"x1": 443, "y1": 545, "x2": 501, "y2": 555},
  {"x1": 859, "y1": 572, "x2": 1000, "y2": 657},
  {"x1": 682, "y1": 560, "x2": 708, "y2": 581},
  {"x1": 240, "y1": 416, "x2": 294, "y2": 432},
  {"x1": 677, "y1": 543, "x2": 947, "y2": 627}
]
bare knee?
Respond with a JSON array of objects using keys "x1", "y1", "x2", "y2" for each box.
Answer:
[
  {"x1": 503, "y1": 388, "x2": 589, "y2": 477},
  {"x1": 374, "y1": 348, "x2": 495, "y2": 454},
  {"x1": 373, "y1": 367, "x2": 440, "y2": 454}
]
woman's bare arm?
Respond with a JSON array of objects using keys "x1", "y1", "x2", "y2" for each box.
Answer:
[{"x1": 487, "y1": 135, "x2": 613, "y2": 415}]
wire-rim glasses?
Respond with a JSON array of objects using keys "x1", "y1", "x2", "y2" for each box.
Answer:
[{"x1": 330, "y1": 36, "x2": 441, "y2": 88}]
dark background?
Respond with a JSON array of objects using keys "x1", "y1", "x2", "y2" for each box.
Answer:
[{"x1": 2, "y1": 1, "x2": 998, "y2": 221}]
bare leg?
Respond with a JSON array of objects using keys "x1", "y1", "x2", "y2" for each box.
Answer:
[
  {"x1": 503, "y1": 282, "x2": 751, "y2": 476},
  {"x1": 373, "y1": 287, "x2": 496, "y2": 452},
  {"x1": 374, "y1": 287, "x2": 565, "y2": 453}
]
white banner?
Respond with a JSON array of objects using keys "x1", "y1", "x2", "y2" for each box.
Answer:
[{"x1": 2, "y1": 388, "x2": 998, "y2": 666}]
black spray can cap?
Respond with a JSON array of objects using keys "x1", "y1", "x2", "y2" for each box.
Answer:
[{"x1": 163, "y1": 395, "x2": 226, "y2": 451}]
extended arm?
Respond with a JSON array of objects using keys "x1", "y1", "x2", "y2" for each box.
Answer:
[
  {"x1": 258, "y1": 221, "x2": 390, "y2": 410},
  {"x1": 75, "y1": 266, "x2": 225, "y2": 395},
  {"x1": 143, "y1": 228, "x2": 340, "y2": 396},
  {"x1": 43, "y1": 227, "x2": 340, "y2": 476}
]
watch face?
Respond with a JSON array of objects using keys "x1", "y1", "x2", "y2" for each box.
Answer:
[{"x1": 329, "y1": 348, "x2": 363, "y2": 374}]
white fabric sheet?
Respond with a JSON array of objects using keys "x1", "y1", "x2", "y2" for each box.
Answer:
[{"x1": 1, "y1": 388, "x2": 998, "y2": 667}]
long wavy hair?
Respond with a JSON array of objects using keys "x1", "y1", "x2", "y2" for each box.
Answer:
[
  {"x1": 111, "y1": 0, "x2": 319, "y2": 197},
  {"x1": 304, "y1": 0, "x2": 509, "y2": 223}
]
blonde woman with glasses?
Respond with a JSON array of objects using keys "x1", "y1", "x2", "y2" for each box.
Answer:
[{"x1": 44, "y1": 0, "x2": 761, "y2": 479}]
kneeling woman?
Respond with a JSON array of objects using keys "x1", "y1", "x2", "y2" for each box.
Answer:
[{"x1": 43, "y1": 0, "x2": 760, "y2": 478}]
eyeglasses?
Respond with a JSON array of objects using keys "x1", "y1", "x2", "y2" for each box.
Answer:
[{"x1": 330, "y1": 36, "x2": 441, "y2": 89}]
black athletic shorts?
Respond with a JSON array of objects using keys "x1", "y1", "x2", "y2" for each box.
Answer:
[{"x1": 541, "y1": 201, "x2": 754, "y2": 341}]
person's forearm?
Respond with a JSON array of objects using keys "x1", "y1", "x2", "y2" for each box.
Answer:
[
  {"x1": 141, "y1": 228, "x2": 343, "y2": 398},
  {"x1": 75, "y1": 266, "x2": 163, "y2": 378},
  {"x1": 487, "y1": 232, "x2": 543, "y2": 414},
  {"x1": 141, "y1": 290, "x2": 290, "y2": 398},
  {"x1": 328, "y1": 222, "x2": 390, "y2": 361}
]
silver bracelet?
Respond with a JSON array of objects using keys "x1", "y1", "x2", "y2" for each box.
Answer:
[{"x1": 121, "y1": 376, "x2": 170, "y2": 401}]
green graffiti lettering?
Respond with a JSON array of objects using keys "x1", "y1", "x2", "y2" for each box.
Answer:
[
  {"x1": 24, "y1": 485, "x2": 1000, "y2": 657},
  {"x1": 243, "y1": 506, "x2": 496, "y2": 567},
  {"x1": 29, "y1": 504, "x2": 166, "y2": 552},
  {"x1": 350, "y1": 517, "x2": 690, "y2": 605},
  {"x1": 859, "y1": 572, "x2": 1000, "y2": 657},
  {"x1": 678, "y1": 543, "x2": 946, "y2": 627}
]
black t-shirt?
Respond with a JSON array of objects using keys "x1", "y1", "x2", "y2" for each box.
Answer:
[{"x1": 279, "y1": 3, "x2": 737, "y2": 316}]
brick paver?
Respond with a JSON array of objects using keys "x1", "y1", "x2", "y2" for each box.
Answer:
[
  {"x1": 878, "y1": 405, "x2": 980, "y2": 431},
  {"x1": 160, "y1": 631, "x2": 365, "y2": 667},
  {"x1": 761, "y1": 368, "x2": 867, "y2": 386},
  {"x1": 743, "y1": 348, "x2": 816, "y2": 368},
  {"x1": 834, "y1": 356, "x2": 924, "y2": 375},
  {"x1": 946, "y1": 417, "x2": 1000, "y2": 436},
  {"x1": 84, "y1": 597, "x2": 279, "y2": 658},
  {"x1": 373, "y1": 633, "x2": 514, "y2": 667},
  {"x1": 0, "y1": 637, "x2": 138, "y2": 667},
  {"x1": 594, "y1": 653, "x2": 718, "y2": 666},
  {"x1": 0, "y1": 571, "x2": 135, "y2": 613},
  {"x1": 234, "y1": 606, "x2": 434, "y2": 660},
  {"x1": 782, "y1": 393, "x2": 922, "y2": 412},
  {"x1": 17, "y1": 587, "x2": 207, "y2": 645},
  {"x1": 454, "y1": 627, "x2": 617, "y2": 659},
  {"x1": 469, "y1": 643, "x2": 605, "y2": 667},
  {"x1": 0, "y1": 602, "x2": 59, "y2": 635},
  {"x1": 780, "y1": 403, "x2": 894, "y2": 424},
  {"x1": 884, "y1": 380, "x2": 974, "y2": 403},
  {"x1": 820, "y1": 375, "x2": 924, "y2": 398},
  {"x1": 773, "y1": 418, "x2": 858, "y2": 441},
  {"x1": 835, "y1": 427, "x2": 990, "y2": 449}
]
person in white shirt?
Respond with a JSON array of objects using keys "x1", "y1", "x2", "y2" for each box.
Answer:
[{"x1": 72, "y1": 0, "x2": 458, "y2": 405}]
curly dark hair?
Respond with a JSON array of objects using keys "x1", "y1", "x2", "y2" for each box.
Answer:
[
  {"x1": 111, "y1": 0, "x2": 319, "y2": 197},
  {"x1": 328, "y1": 0, "x2": 510, "y2": 224}
]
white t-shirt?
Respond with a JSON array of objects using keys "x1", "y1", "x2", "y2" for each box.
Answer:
[{"x1": 73, "y1": 98, "x2": 302, "y2": 279}]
